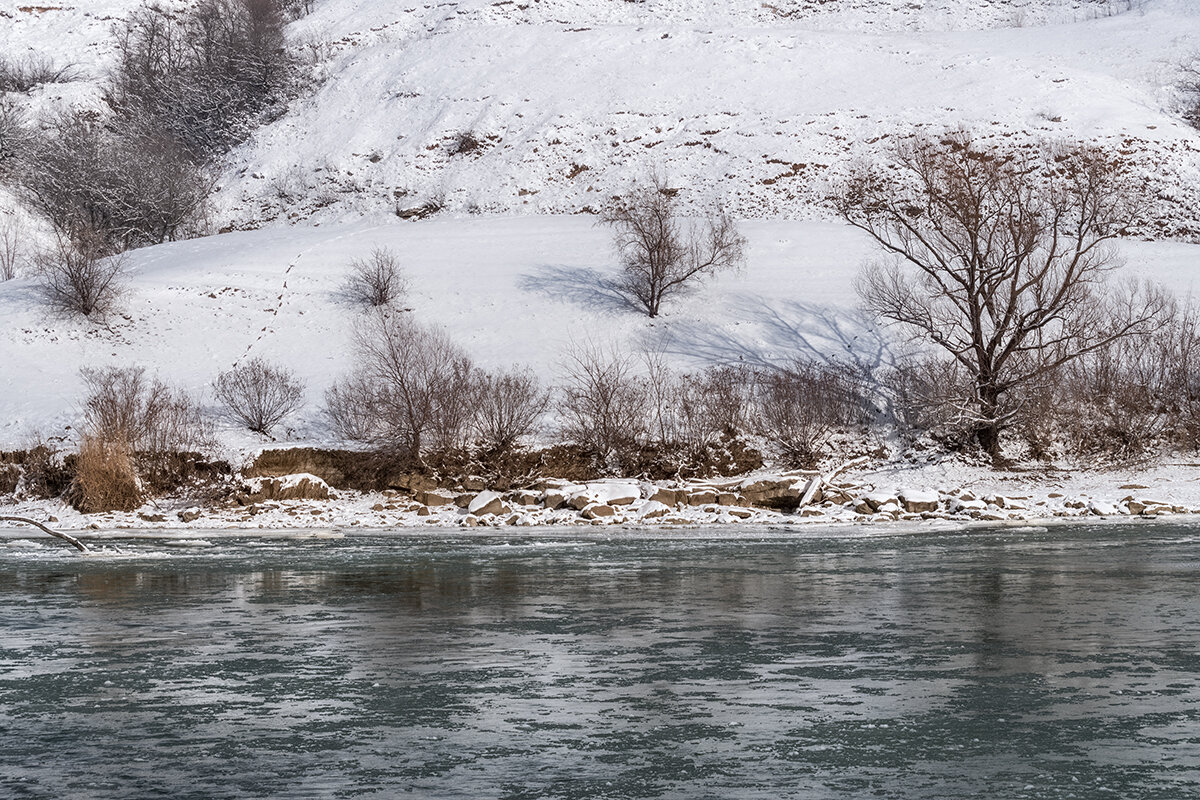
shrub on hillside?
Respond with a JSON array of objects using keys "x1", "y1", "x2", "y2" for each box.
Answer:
[
  {"x1": 558, "y1": 342, "x2": 651, "y2": 473},
  {"x1": 0, "y1": 99, "x2": 31, "y2": 171},
  {"x1": 33, "y1": 233, "x2": 127, "y2": 318},
  {"x1": 0, "y1": 219, "x2": 22, "y2": 281},
  {"x1": 344, "y1": 247, "x2": 409, "y2": 308},
  {"x1": 19, "y1": 110, "x2": 211, "y2": 252},
  {"x1": 0, "y1": 54, "x2": 78, "y2": 93},
  {"x1": 472, "y1": 368, "x2": 549, "y2": 453},
  {"x1": 107, "y1": 0, "x2": 298, "y2": 160},
  {"x1": 213, "y1": 358, "x2": 305, "y2": 436}
]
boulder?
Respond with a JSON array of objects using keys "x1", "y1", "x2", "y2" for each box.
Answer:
[
  {"x1": 417, "y1": 491, "x2": 455, "y2": 507},
  {"x1": 688, "y1": 490, "x2": 719, "y2": 506},
  {"x1": 177, "y1": 508, "x2": 203, "y2": 523},
  {"x1": 649, "y1": 488, "x2": 682, "y2": 507},
  {"x1": 468, "y1": 491, "x2": 508, "y2": 517},
  {"x1": 461, "y1": 476, "x2": 487, "y2": 492},
  {"x1": 899, "y1": 490, "x2": 940, "y2": 514},
  {"x1": 638, "y1": 500, "x2": 672, "y2": 519},
  {"x1": 247, "y1": 474, "x2": 332, "y2": 502},
  {"x1": 582, "y1": 503, "x2": 616, "y2": 520}
]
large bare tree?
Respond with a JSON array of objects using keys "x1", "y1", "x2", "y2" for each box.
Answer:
[
  {"x1": 838, "y1": 131, "x2": 1169, "y2": 458},
  {"x1": 601, "y1": 175, "x2": 746, "y2": 317}
]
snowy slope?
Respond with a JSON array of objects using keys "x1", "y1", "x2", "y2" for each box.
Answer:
[
  {"x1": 1, "y1": 216, "x2": 1196, "y2": 451},
  {"x1": 212, "y1": 0, "x2": 1200, "y2": 232}
]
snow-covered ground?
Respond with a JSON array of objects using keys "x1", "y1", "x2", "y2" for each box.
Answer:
[{"x1": 1, "y1": 215, "x2": 1196, "y2": 452}]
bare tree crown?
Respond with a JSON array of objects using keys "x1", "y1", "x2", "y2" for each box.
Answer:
[
  {"x1": 839, "y1": 131, "x2": 1168, "y2": 457},
  {"x1": 602, "y1": 176, "x2": 746, "y2": 317}
]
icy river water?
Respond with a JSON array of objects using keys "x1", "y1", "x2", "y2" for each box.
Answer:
[{"x1": 0, "y1": 523, "x2": 1198, "y2": 799}]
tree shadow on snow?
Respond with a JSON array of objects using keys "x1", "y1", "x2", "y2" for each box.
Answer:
[
  {"x1": 640, "y1": 293, "x2": 898, "y2": 381},
  {"x1": 516, "y1": 264, "x2": 638, "y2": 316}
]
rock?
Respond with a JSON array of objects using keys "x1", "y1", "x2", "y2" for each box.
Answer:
[
  {"x1": 853, "y1": 499, "x2": 874, "y2": 515},
  {"x1": 582, "y1": 503, "x2": 616, "y2": 520},
  {"x1": 898, "y1": 489, "x2": 940, "y2": 513},
  {"x1": 454, "y1": 493, "x2": 473, "y2": 508},
  {"x1": 177, "y1": 508, "x2": 203, "y2": 523},
  {"x1": 461, "y1": 515, "x2": 480, "y2": 528},
  {"x1": 137, "y1": 513, "x2": 167, "y2": 523},
  {"x1": 738, "y1": 477, "x2": 804, "y2": 509},
  {"x1": 716, "y1": 492, "x2": 737, "y2": 506},
  {"x1": 416, "y1": 506, "x2": 431, "y2": 517},
  {"x1": 953, "y1": 499, "x2": 987, "y2": 512},
  {"x1": 649, "y1": 488, "x2": 681, "y2": 507},
  {"x1": 1064, "y1": 500, "x2": 1087, "y2": 509},
  {"x1": 371, "y1": 503, "x2": 385, "y2": 512},
  {"x1": 1089, "y1": 501, "x2": 1119, "y2": 516},
  {"x1": 862, "y1": 492, "x2": 897, "y2": 512},
  {"x1": 461, "y1": 476, "x2": 487, "y2": 492},
  {"x1": 512, "y1": 491, "x2": 541, "y2": 506},
  {"x1": 248, "y1": 474, "x2": 332, "y2": 502},
  {"x1": 688, "y1": 490, "x2": 718, "y2": 506},
  {"x1": 468, "y1": 491, "x2": 508, "y2": 517},
  {"x1": 729, "y1": 508, "x2": 754, "y2": 519},
  {"x1": 388, "y1": 473, "x2": 438, "y2": 494},
  {"x1": 543, "y1": 489, "x2": 570, "y2": 510},
  {"x1": 639, "y1": 500, "x2": 672, "y2": 519},
  {"x1": 1120, "y1": 484, "x2": 1149, "y2": 490},
  {"x1": 417, "y1": 491, "x2": 455, "y2": 507}
]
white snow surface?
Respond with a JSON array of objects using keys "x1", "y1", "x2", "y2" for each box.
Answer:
[{"x1": 4, "y1": 0, "x2": 1200, "y2": 230}]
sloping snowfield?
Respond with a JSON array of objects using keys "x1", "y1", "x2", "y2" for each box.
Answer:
[{"x1": 1, "y1": 216, "x2": 1196, "y2": 450}]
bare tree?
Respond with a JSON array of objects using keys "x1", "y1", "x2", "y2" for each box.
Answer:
[
  {"x1": 326, "y1": 314, "x2": 475, "y2": 463},
  {"x1": 213, "y1": 358, "x2": 305, "y2": 435},
  {"x1": 838, "y1": 131, "x2": 1169, "y2": 459},
  {"x1": 0, "y1": 98, "x2": 30, "y2": 171},
  {"x1": 601, "y1": 175, "x2": 746, "y2": 317},
  {"x1": 473, "y1": 368, "x2": 549, "y2": 452},
  {"x1": 33, "y1": 232, "x2": 127, "y2": 318},
  {"x1": 344, "y1": 246, "x2": 409, "y2": 308}
]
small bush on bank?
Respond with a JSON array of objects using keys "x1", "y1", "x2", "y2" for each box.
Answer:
[
  {"x1": 213, "y1": 358, "x2": 305, "y2": 436},
  {"x1": 67, "y1": 436, "x2": 143, "y2": 514},
  {"x1": 753, "y1": 361, "x2": 870, "y2": 469},
  {"x1": 0, "y1": 54, "x2": 78, "y2": 93}
]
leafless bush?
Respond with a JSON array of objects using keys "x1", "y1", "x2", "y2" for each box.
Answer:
[
  {"x1": 449, "y1": 130, "x2": 484, "y2": 156},
  {"x1": 80, "y1": 366, "x2": 211, "y2": 490},
  {"x1": 326, "y1": 314, "x2": 476, "y2": 463},
  {"x1": 0, "y1": 99, "x2": 30, "y2": 170},
  {"x1": 0, "y1": 54, "x2": 79, "y2": 93},
  {"x1": 473, "y1": 368, "x2": 549, "y2": 452},
  {"x1": 558, "y1": 342, "x2": 651, "y2": 472},
  {"x1": 753, "y1": 361, "x2": 868, "y2": 468},
  {"x1": 279, "y1": 0, "x2": 316, "y2": 20},
  {"x1": 19, "y1": 110, "x2": 211, "y2": 251},
  {"x1": 68, "y1": 435, "x2": 143, "y2": 513},
  {"x1": 0, "y1": 219, "x2": 23, "y2": 281},
  {"x1": 8, "y1": 441, "x2": 72, "y2": 500},
  {"x1": 883, "y1": 356, "x2": 977, "y2": 446},
  {"x1": 344, "y1": 247, "x2": 408, "y2": 307},
  {"x1": 33, "y1": 233, "x2": 127, "y2": 318},
  {"x1": 213, "y1": 358, "x2": 305, "y2": 435},
  {"x1": 107, "y1": 0, "x2": 298, "y2": 160},
  {"x1": 601, "y1": 174, "x2": 746, "y2": 317}
]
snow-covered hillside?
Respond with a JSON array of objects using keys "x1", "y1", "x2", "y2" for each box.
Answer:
[{"x1": 4, "y1": 0, "x2": 1200, "y2": 231}]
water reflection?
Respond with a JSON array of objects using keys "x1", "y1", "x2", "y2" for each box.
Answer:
[{"x1": 0, "y1": 527, "x2": 1197, "y2": 799}]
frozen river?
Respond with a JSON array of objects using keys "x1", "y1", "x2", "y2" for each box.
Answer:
[{"x1": 1, "y1": 524, "x2": 1198, "y2": 798}]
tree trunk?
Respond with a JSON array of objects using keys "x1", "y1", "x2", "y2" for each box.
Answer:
[{"x1": 975, "y1": 383, "x2": 1003, "y2": 461}]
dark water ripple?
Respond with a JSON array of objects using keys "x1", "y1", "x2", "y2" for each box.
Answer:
[{"x1": 0, "y1": 525, "x2": 1197, "y2": 799}]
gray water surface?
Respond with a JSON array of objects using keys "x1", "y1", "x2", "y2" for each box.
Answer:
[{"x1": 1, "y1": 524, "x2": 1198, "y2": 799}]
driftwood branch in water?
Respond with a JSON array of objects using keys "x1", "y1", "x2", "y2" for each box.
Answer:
[{"x1": 0, "y1": 516, "x2": 90, "y2": 553}]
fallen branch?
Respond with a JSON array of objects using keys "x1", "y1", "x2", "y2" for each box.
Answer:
[{"x1": 0, "y1": 515, "x2": 90, "y2": 553}]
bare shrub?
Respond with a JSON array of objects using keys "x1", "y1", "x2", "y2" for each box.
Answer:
[
  {"x1": 753, "y1": 362, "x2": 868, "y2": 468},
  {"x1": 344, "y1": 247, "x2": 408, "y2": 307},
  {"x1": 0, "y1": 54, "x2": 79, "y2": 93},
  {"x1": 601, "y1": 174, "x2": 746, "y2": 317},
  {"x1": 0, "y1": 98, "x2": 30, "y2": 170},
  {"x1": 326, "y1": 314, "x2": 476, "y2": 463},
  {"x1": 558, "y1": 342, "x2": 650, "y2": 473},
  {"x1": 213, "y1": 358, "x2": 305, "y2": 435},
  {"x1": 19, "y1": 110, "x2": 211, "y2": 251},
  {"x1": 449, "y1": 130, "x2": 484, "y2": 156},
  {"x1": 840, "y1": 130, "x2": 1168, "y2": 459},
  {"x1": 0, "y1": 218, "x2": 23, "y2": 281},
  {"x1": 68, "y1": 435, "x2": 143, "y2": 513},
  {"x1": 33, "y1": 233, "x2": 127, "y2": 318},
  {"x1": 80, "y1": 366, "x2": 210, "y2": 491},
  {"x1": 279, "y1": 0, "x2": 316, "y2": 20},
  {"x1": 107, "y1": 0, "x2": 298, "y2": 160},
  {"x1": 884, "y1": 356, "x2": 977, "y2": 446},
  {"x1": 473, "y1": 368, "x2": 550, "y2": 452}
]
